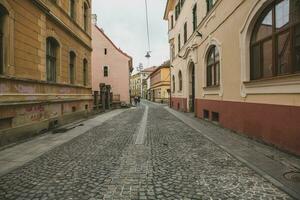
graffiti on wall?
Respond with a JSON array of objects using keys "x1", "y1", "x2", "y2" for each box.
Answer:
[{"x1": 25, "y1": 105, "x2": 45, "y2": 122}]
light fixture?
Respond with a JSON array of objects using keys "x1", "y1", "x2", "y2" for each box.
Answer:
[
  {"x1": 145, "y1": 51, "x2": 151, "y2": 59},
  {"x1": 196, "y1": 31, "x2": 203, "y2": 38}
]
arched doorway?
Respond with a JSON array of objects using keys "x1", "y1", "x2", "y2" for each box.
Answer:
[{"x1": 188, "y1": 62, "x2": 195, "y2": 112}]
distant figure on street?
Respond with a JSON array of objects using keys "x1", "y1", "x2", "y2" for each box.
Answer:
[
  {"x1": 134, "y1": 96, "x2": 138, "y2": 106},
  {"x1": 137, "y1": 96, "x2": 141, "y2": 105}
]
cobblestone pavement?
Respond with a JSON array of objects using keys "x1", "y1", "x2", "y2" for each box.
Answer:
[{"x1": 0, "y1": 102, "x2": 293, "y2": 200}]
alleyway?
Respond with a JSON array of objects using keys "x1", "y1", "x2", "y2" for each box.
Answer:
[{"x1": 0, "y1": 102, "x2": 294, "y2": 200}]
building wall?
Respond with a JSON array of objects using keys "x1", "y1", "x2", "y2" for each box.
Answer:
[
  {"x1": 150, "y1": 66, "x2": 170, "y2": 102},
  {"x1": 166, "y1": 0, "x2": 300, "y2": 155},
  {"x1": 130, "y1": 73, "x2": 141, "y2": 97},
  {"x1": 91, "y1": 25, "x2": 132, "y2": 104},
  {"x1": 0, "y1": 0, "x2": 92, "y2": 146}
]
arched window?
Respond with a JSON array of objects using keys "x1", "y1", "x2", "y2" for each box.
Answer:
[
  {"x1": 83, "y1": 59, "x2": 88, "y2": 86},
  {"x1": 103, "y1": 66, "x2": 109, "y2": 77},
  {"x1": 69, "y1": 51, "x2": 76, "y2": 84},
  {"x1": 83, "y1": 2, "x2": 89, "y2": 31},
  {"x1": 172, "y1": 75, "x2": 175, "y2": 93},
  {"x1": 251, "y1": 0, "x2": 300, "y2": 80},
  {"x1": 178, "y1": 70, "x2": 183, "y2": 91},
  {"x1": 206, "y1": 45, "x2": 220, "y2": 86},
  {"x1": 46, "y1": 37, "x2": 59, "y2": 82},
  {"x1": 0, "y1": 4, "x2": 8, "y2": 75},
  {"x1": 206, "y1": 0, "x2": 214, "y2": 13},
  {"x1": 69, "y1": 0, "x2": 76, "y2": 20}
]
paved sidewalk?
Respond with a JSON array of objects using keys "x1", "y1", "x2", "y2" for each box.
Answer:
[
  {"x1": 0, "y1": 109, "x2": 127, "y2": 177},
  {"x1": 165, "y1": 106, "x2": 300, "y2": 200}
]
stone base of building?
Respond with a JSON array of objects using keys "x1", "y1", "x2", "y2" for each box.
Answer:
[
  {"x1": 195, "y1": 99, "x2": 300, "y2": 156},
  {"x1": 171, "y1": 97, "x2": 187, "y2": 112},
  {"x1": 0, "y1": 100, "x2": 92, "y2": 147}
]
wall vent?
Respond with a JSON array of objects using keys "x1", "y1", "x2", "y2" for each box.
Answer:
[{"x1": 203, "y1": 110, "x2": 209, "y2": 120}]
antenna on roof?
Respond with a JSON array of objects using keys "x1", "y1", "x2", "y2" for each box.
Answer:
[{"x1": 137, "y1": 63, "x2": 144, "y2": 72}]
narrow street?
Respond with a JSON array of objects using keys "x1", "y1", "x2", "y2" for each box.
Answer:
[{"x1": 0, "y1": 102, "x2": 292, "y2": 200}]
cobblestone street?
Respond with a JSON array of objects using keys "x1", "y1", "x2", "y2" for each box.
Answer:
[{"x1": 0, "y1": 102, "x2": 293, "y2": 200}]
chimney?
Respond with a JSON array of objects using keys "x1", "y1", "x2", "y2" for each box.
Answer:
[{"x1": 92, "y1": 14, "x2": 97, "y2": 25}]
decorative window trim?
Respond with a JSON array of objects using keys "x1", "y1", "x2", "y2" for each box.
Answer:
[
  {"x1": 239, "y1": 0, "x2": 300, "y2": 97},
  {"x1": 0, "y1": 0, "x2": 15, "y2": 76},
  {"x1": 202, "y1": 37, "x2": 223, "y2": 97}
]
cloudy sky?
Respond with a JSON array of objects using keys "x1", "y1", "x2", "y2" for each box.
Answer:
[{"x1": 92, "y1": 0, "x2": 169, "y2": 71}]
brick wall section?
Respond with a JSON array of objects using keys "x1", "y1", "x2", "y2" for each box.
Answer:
[
  {"x1": 195, "y1": 99, "x2": 300, "y2": 156},
  {"x1": 171, "y1": 97, "x2": 187, "y2": 112}
]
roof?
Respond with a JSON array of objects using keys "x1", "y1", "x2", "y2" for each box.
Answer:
[
  {"x1": 93, "y1": 24, "x2": 133, "y2": 70},
  {"x1": 163, "y1": 0, "x2": 175, "y2": 20},
  {"x1": 149, "y1": 60, "x2": 170, "y2": 77},
  {"x1": 141, "y1": 66, "x2": 157, "y2": 73}
]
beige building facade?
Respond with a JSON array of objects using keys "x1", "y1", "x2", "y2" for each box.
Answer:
[
  {"x1": 149, "y1": 61, "x2": 171, "y2": 103},
  {"x1": 130, "y1": 66, "x2": 157, "y2": 99},
  {"x1": 165, "y1": 0, "x2": 300, "y2": 155},
  {"x1": 0, "y1": 0, "x2": 92, "y2": 146}
]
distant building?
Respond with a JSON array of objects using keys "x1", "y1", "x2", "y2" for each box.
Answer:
[
  {"x1": 149, "y1": 61, "x2": 171, "y2": 103},
  {"x1": 0, "y1": 0, "x2": 92, "y2": 146},
  {"x1": 130, "y1": 66, "x2": 157, "y2": 99},
  {"x1": 164, "y1": 0, "x2": 300, "y2": 155},
  {"x1": 91, "y1": 16, "x2": 133, "y2": 104}
]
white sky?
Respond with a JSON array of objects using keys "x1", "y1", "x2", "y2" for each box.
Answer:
[{"x1": 92, "y1": 0, "x2": 169, "y2": 72}]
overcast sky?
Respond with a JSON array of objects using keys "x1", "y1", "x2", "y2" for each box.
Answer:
[{"x1": 92, "y1": 0, "x2": 169, "y2": 71}]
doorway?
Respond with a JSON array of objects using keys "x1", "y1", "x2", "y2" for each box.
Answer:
[{"x1": 189, "y1": 62, "x2": 195, "y2": 112}]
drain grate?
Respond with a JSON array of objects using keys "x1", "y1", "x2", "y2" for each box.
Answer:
[{"x1": 283, "y1": 171, "x2": 300, "y2": 182}]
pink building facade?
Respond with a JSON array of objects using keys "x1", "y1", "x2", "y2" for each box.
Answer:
[{"x1": 92, "y1": 21, "x2": 132, "y2": 104}]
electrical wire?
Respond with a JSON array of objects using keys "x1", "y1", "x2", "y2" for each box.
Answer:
[{"x1": 145, "y1": 0, "x2": 151, "y2": 56}]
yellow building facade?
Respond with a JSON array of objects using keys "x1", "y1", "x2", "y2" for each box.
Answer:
[
  {"x1": 149, "y1": 61, "x2": 170, "y2": 103},
  {"x1": 165, "y1": 0, "x2": 300, "y2": 155},
  {"x1": 0, "y1": 0, "x2": 92, "y2": 146}
]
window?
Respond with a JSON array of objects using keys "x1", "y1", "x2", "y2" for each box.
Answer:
[
  {"x1": 0, "y1": 32, "x2": 2, "y2": 75},
  {"x1": 206, "y1": 0, "x2": 214, "y2": 13},
  {"x1": 69, "y1": 51, "x2": 76, "y2": 84},
  {"x1": 104, "y1": 48, "x2": 107, "y2": 55},
  {"x1": 178, "y1": 70, "x2": 183, "y2": 91},
  {"x1": 175, "y1": 3, "x2": 181, "y2": 20},
  {"x1": 250, "y1": 0, "x2": 300, "y2": 80},
  {"x1": 83, "y1": 2, "x2": 88, "y2": 31},
  {"x1": 180, "y1": 0, "x2": 185, "y2": 7},
  {"x1": 212, "y1": 112, "x2": 219, "y2": 122},
  {"x1": 46, "y1": 37, "x2": 59, "y2": 82},
  {"x1": 184, "y1": 22, "x2": 187, "y2": 44},
  {"x1": 69, "y1": 0, "x2": 76, "y2": 20},
  {"x1": 83, "y1": 59, "x2": 88, "y2": 86},
  {"x1": 103, "y1": 66, "x2": 109, "y2": 77},
  {"x1": 206, "y1": 45, "x2": 220, "y2": 87},
  {"x1": 203, "y1": 110, "x2": 210, "y2": 119},
  {"x1": 171, "y1": 15, "x2": 174, "y2": 29},
  {"x1": 172, "y1": 75, "x2": 175, "y2": 93},
  {"x1": 193, "y1": 4, "x2": 197, "y2": 32},
  {"x1": 0, "y1": 5, "x2": 8, "y2": 75},
  {"x1": 178, "y1": 34, "x2": 181, "y2": 52}
]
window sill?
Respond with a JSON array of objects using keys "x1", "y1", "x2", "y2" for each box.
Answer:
[
  {"x1": 241, "y1": 73, "x2": 300, "y2": 97},
  {"x1": 202, "y1": 85, "x2": 223, "y2": 97},
  {"x1": 203, "y1": 85, "x2": 220, "y2": 90}
]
